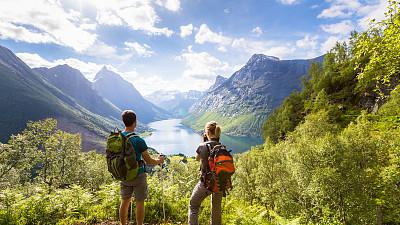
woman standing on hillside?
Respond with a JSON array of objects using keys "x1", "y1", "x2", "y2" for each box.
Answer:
[{"x1": 188, "y1": 121, "x2": 223, "y2": 225}]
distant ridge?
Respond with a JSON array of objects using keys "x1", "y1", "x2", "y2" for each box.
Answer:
[
  {"x1": 93, "y1": 66, "x2": 170, "y2": 123},
  {"x1": 34, "y1": 65, "x2": 121, "y2": 120},
  {"x1": 145, "y1": 90, "x2": 204, "y2": 117}
]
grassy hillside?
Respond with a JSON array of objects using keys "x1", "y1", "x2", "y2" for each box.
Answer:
[{"x1": 183, "y1": 111, "x2": 266, "y2": 136}]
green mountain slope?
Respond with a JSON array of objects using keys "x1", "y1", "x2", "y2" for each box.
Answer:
[
  {"x1": 34, "y1": 65, "x2": 121, "y2": 120},
  {"x1": 184, "y1": 54, "x2": 323, "y2": 136},
  {"x1": 0, "y1": 45, "x2": 118, "y2": 150}
]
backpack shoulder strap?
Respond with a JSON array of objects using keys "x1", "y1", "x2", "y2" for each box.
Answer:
[
  {"x1": 125, "y1": 132, "x2": 139, "y2": 140},
  {"x1": 205, "y1": 141, "x2": 221, "y2": 157}
]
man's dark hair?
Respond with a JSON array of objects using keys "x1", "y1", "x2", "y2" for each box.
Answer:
[{"x1": 121, "y1": 110, "x2": 137, "y2": 127}]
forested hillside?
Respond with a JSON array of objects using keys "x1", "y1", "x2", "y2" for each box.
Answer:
[
  {"x1": 243, "y1": 1, "x2": 400, "y2": 223},
  {"x1": 0, "y1": 1, "x2": 399, "y2": 225}
]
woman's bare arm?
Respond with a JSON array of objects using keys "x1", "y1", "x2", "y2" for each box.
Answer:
[{"x1": 196, "y1": 153, "x2": 200, "y2": 161}]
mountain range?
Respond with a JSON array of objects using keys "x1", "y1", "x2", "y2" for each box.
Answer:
[
  {"x1": 0, "y1": 45, "x2": 169, "y2": 150},
  {"x1": 93, "y1": 67, "x2": 170, "y2": 123},
  {"x1": 0, "y1": 45, "x2": 119, "y2": 150},
  {"x1": 183, "y1": 54, "x2": 324, "y2": 136},
  {"x1": 0, "y1": 43, "x2": 324, "y2": 149},
  {"x1": 34, "y1": 65, "x2": 121, "y2": 120}
]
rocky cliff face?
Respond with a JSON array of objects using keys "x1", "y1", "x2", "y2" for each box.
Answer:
[
  {"x1": 207, "y1": 75, "x2": 228, "y2": 92},
  {"x1": 185, "y1": 54, "x2": 323, "y2": 136}
]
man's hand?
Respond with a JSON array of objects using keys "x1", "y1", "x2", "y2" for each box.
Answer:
[
  {"x1": 158, "y1": 155, "x2": 165, "y2": 165},
  {"x1": 142, "y1": 150, "x2": 165, "y2": 165}
]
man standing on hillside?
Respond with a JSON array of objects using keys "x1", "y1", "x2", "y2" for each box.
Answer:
[{"x1": 119, "y1": 110, "x2": 164, "y2": 225}]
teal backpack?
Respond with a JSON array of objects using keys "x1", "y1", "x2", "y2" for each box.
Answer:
[{"x1": 106, "y1": 130, "x2": 139, "y2": 181}]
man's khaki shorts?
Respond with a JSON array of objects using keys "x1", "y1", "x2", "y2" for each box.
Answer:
[{"x1": 120, "y1": 173, "x2": 148, "y2": 201}]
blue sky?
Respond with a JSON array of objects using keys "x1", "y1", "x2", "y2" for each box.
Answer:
[{"x1": 0, "y1": 0, "x2": 389, "y2": 94}]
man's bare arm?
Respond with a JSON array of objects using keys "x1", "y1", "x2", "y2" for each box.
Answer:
[
  {"x1": 195, "y1": 153, "x2": 200, "y2": 161},
  {"x1": 142, "y1": 150, "x2": 164, "y2": 165}
]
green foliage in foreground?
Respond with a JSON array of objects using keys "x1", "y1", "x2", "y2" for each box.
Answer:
[
  {"x1": 0, "y1": 120, "x2": 278, "y2": 224},
  {"x1": 255, "y1": 2, "x2": 400, "y2": 223},
  {"x1": 238, "y1": 109, "x2": 400, "y2": 224}
]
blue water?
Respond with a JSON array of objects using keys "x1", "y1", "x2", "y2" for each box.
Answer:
[{"x1": 144, "y1": 119, "x2": 263, "y2": 156}]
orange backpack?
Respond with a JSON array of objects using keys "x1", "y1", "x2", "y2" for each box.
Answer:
[{"x1": 203, "y1": 143, "x2": 235, "y2": 196}]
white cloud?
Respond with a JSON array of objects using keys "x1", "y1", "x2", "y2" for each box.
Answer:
[
  {"x1": 252, "y1": 26, "x2": 263, "y2": 36},
  {"x1": 195, "y1": 24, "x2": 232, "y2": 46},
  {"x1": 16, "y1": 52, "x2": 55, "y2": 68},
  {"x1": 93, "y1": 0, "x2": 174, "y2": 37},
  {"x1": 318, "y1": 0, "x2": 361, "y2": 18},
  {"x1": 0, "y1": 0, "x2": 97, "y2": 52},
  {"x1": 124, "y1": 41, "x2": 155, "y2": 57},
  {"x1": 155, "y1": 0, "x2": 181, "y2": 11},
  {"x1": 96, "y1": 10, "x2": 123, "y2": 26},
  {"x1": 177, "y1": 46, "x2": 231, "y2": 81},
  {"x1": 16, "y1": 52, "x2": 104, "y2": 80},
  {"x1": 231, "y1": 38, "x2": 295, "y2": 59},
  {"x1": 296, "y1": 35, "x2": 319, "y2": 49},
  {"x1": 0, "y1": 21, "x2": 56, "y2": 44},
  {"x1": 180, "y1": 24, "x2": 194, "y2": 38},
  {"x1": 296, "y1": 35, "x2": 320, "y2": 58},
  {"x1": 83, "y1": 41, "x2": 131, "y2": 61},
  {"x1": 357, "y1": 0, "x2": 389, "y2": 30},
  {"x1": 123, "y1": 74, "x2": 176, "y2": 95},
  {"x1": 318, "y1": 0, "x2": 387, "y2": 25},
  {"x1": 277, "y1": 0, "x2": 300, "y2": 5},
  {"x1": 217, "y1": 46, "x2": 228, "y2": 52},
  {"x1": 320, "y1": 36, "x2": 343, "y2": 53},
  {"x1": 118, "y1": 3, "x2": 173, "y2": 36},
  {"x1": 321, "y1": 20, "x2": 354, "y2": 34}
]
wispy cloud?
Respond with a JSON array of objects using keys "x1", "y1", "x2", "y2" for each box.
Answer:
[
  {"x1": 321, "y1": 20, "x2": 354, "y2": 34},
  {"x1": 195, "y1": 24, "x2": 232, "y2": 47},
  {"x1": 177, "y1": 46, "x2": 231, "y2": 80},
  {"x1": 155, "y1": 0, "x2": 181, "y2": 12},
  {"x1": 277, "y1": 0, "x2": 300, "y2": 5},
  {"x1": 318, "y1": 0, "x2": 361, "y2": 18},
  {"x1": 296, "y1": 35, "x2": 320, "y2": 58},
  {"x1": 93, "y1": 0, "x2": 174, "y2": 37},
  {"x1": 231, "y1": 38, "x2": 296, "y2": 59},
  {"x1": 252, "y1": 26, "x2": 263, "y2": 36},
  {"x1": 17, "y1": 52, "x2": 106, "y2": 80},
  {"x1": 320, "y1": 36, "x2": 345, "y2": 53},
  {"x1": 180, "y1": 24, "x2": 194, "y2": 38},
  {"x1": 124, "y1": 42, "x2": 155, "y2": 58},
  {"x1": 0, "y1": 0, "x2": 97, "y2": 52},
  {"x1": 357, "y1": 0, "x2": 389, "y2": 30}
]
